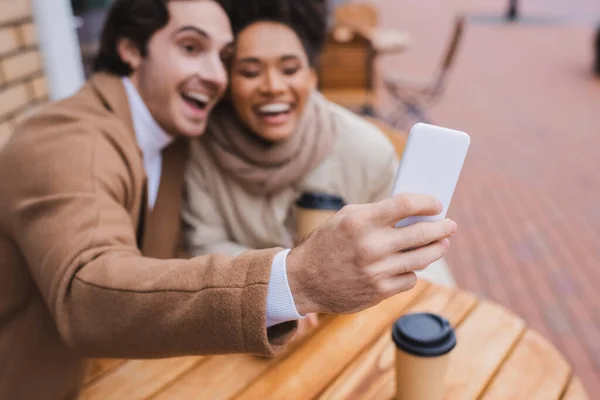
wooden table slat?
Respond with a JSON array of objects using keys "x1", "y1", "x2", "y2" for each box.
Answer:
[
  {"x1": 151, "y1": 315, "x2": 337, "y2": 399},
  {"x1": 561, "y1": 377, "x2": 589, "y2": 400},
  {"x1": 151, "y1": 354, "x2": 271, "y2": 400},
  {"x1": 80, "y1": 357, "x2": 204, "y2": 400},
  {"x1": 232, "y1": 281, "x2": 430, "y2": 400},
  {"x1": 436, "y1": 288, "x2": 478, "y2": 327},
  {"x1": 84, "y1": 359, "x2": 125, "y2": 385},
  {"x1": 323, "y1": 285, "x2": 477, "y2": 400},
  {"x1": 318, "y1": 331, "x2": 395, "y2": 400},
  {"x1": 443, "y1": 301, "x2": 526, "y2": 399},
  {"x1": 481, "y1": 330, "x2": 572, "y2": 400}
]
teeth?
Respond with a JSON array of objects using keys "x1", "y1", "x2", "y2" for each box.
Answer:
[
  {"x1": 185, "y1": 92, "x2": 210, "y2": 104},
  {"x1": 258, "y1": 103, "x2": 291, "y2": 113}
]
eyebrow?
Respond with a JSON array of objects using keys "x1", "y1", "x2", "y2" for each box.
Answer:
[
  {"x1": 280, "y1": 55, "x2": 301, "y2": 62},
  {"x1": 171, "y1": 25, "x2": 209, "y2": 39},
  {"x1": 237, "y1": 54, "x2": 301, "y2": 64},
  {"x1": 172, "y1": 25, "x2": 234, "y2": 52}
]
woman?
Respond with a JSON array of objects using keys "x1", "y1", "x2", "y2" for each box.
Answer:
[{"x1": 182, "y1": 8, "x2": 398, "y2": 334}]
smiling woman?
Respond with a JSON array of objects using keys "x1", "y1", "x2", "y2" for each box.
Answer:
[
  {"x1": 182, "y1": 1, "x2": 398, "y2": 254},
  {"x1": 229, "y1": 20, "x2": 318, "y2": 143}
]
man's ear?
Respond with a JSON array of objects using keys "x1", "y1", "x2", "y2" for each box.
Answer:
[{"x1": 117, "y1": 38, "x2": 143, "y2": 71}]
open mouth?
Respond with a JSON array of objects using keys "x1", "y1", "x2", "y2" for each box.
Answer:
[
  {"x1": 253, "y1": 102, "x2": 294, "y2": 123},
  {"x1": 181, "y1": 91, "x2": 210, "y2": 111}
]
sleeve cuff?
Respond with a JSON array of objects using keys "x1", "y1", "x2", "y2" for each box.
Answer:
[{"x1": 265, "y1": 249, "x2": 305, "y2": 327}]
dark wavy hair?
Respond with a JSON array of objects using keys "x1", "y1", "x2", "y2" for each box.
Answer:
[
  {"x1": 93, "y1": 0, "x2": 232, "y2": 76},
  {"x1": 226, "y1": 0, "x2": 327, "y2": 67}
]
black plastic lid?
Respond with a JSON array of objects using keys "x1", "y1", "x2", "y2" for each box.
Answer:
[
  {"x1": 392, "y1": 313, "x2": 456, "y2": 357},
  {"x1": 295, "y1": 192, "x2": 345, "y2": 210}
]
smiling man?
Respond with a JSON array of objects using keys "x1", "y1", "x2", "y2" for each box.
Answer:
[{"x1": 0, "y1": 0, "x2": 456, "y2": 398}]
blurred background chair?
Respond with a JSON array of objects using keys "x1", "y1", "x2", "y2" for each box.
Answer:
[
  {"x1": 318, "y1": 26, "x2": 376, "y2": 114},
  {"x1": 383, "y1": 15, "x2": 465, "y2": 129},
  {"x1": 334, "y1": 2, "x2": 409, "y2": 55},
  {"x1": 318, "y1": 2, "x2": 410, "y2": 115}
]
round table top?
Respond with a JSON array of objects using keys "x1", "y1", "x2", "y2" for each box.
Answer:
[{"x1": 81, "y1": 281, "x2": 588, "y2": 400}]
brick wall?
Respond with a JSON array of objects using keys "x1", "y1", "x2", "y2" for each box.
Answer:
[{"x1": 0, "y1": 0, "x2": 49, "y2": 150}]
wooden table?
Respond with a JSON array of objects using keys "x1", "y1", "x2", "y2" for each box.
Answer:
[{"x1": 80, "y1": 281, "x2": 588, "y2": 400}]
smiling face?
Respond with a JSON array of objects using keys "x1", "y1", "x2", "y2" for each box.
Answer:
[
  {"x1": 229, "y1": 21, "x2": 317, "y2": 143},
  {"x1": 119, "y1": 0, "x2": 234, "y2": 137}
]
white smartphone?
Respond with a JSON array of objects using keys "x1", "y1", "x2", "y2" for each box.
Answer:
[{"x1": 392, "y1": 123, "x2": 470, "y2": 228}]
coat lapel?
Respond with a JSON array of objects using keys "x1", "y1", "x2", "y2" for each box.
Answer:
[
  {"x1": 88, "y1": 72, "x2": 136, "y2": 135},
  {"x1": 87, "y1": 73, "x2": 152, "y2": 254},
  {"x1": 87, "y1": 72, "x2": 187, "y2": 259},
  {"x1": 141, "y1": 139, "x2": 189, "y2": 259}
]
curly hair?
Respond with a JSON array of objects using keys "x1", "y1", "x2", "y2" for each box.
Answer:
[{"x1": 226, "y1": 0, "x2": 328, "y2": 67}]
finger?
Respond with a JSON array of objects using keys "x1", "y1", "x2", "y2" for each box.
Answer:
[
  {"x1": 307, "y1": 313, "x2": 319, "y2": 327},
  {"x1": 391, "y1": 220, "x2": 456, "y2": 252},
  {"x1": 364, "y1": 239, "x2": 450, "y2": 278},
  {"x1": 361, "y1": 193, "x2": 443, "y2": 228},
  {"x1": 377, "y1": 272, "x2": 418, "y2": 298},
  {"x1": 357, "y1": 220, "x2": 455, "y2": 263}
]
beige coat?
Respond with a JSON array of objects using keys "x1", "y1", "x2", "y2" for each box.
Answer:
[
  {"x1": 0, "y1": 73, "x2": 295, "y2": 400},
  {"x1": 183, "y1": 101, "x2": 399, "y2": 256}
]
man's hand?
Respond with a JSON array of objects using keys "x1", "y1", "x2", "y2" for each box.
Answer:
[{"x1": 286, "y1": 194, "x2": 456, "y2": 315}]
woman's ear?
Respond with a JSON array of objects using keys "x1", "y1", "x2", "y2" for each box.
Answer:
[{"x1": 117, "y1": 38, "x2": 143, "y2": 72}]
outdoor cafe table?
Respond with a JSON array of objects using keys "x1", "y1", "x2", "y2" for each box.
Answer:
[{"x1": 80, "y1": 281, "x2": 588, "y2": 399}]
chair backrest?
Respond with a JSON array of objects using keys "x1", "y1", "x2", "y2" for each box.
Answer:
[
  {"x1": 318, "y1": 29, "x2": 373, "y2": 91},
  {"x1": 434, "y1": 15, "x2": 466, "y2": 91},
  {"x1": 334, "y1": 3, "x2": 379, "y2": 30}
]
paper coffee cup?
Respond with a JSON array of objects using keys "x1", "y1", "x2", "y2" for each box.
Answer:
[
  {"x1": 294, "y1": 192, "x2": 345, "y2": 241},
  {"x1": 392, "y1": 313, "x2": 457, "y2": 400}
]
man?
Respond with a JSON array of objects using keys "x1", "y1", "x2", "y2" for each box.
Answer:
[{"x1": 0, "y1": 0, "x2": 456, "y2": 398}]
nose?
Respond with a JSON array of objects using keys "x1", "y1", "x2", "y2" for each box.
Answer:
[
  {"x1": 199, "y1": 52, "x2": 228, "y2": 93},
  {"x1": 260, "y1": 69, "x2": 285, "y2": 96}
]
